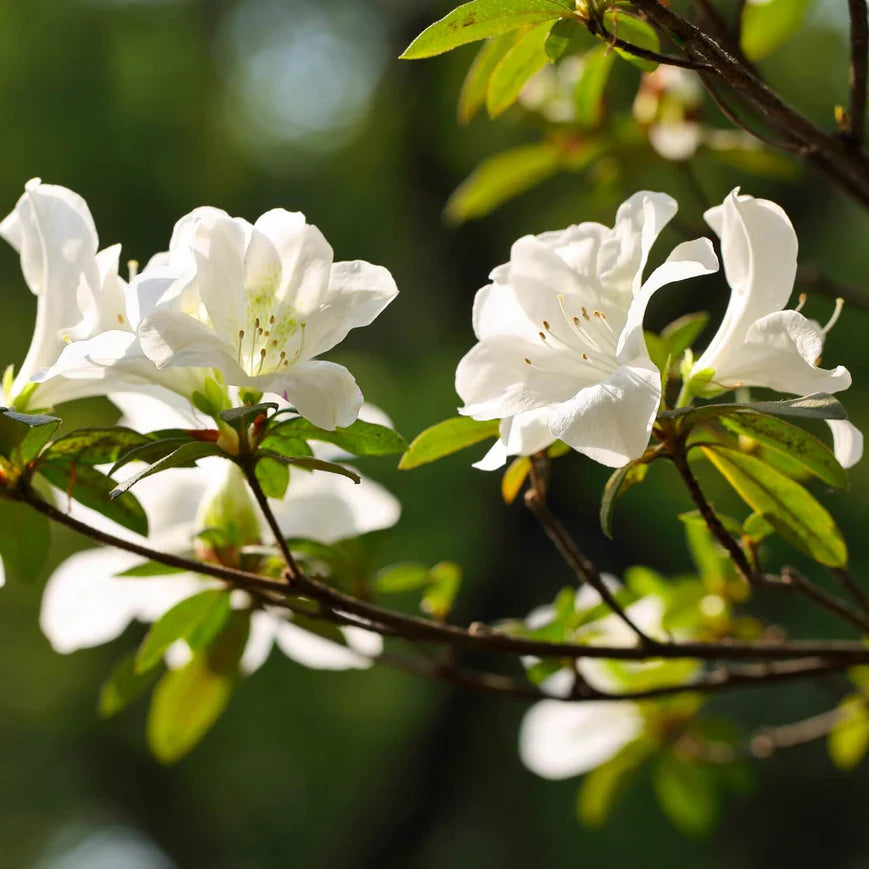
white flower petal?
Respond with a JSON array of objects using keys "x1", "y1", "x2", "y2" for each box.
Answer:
[
  {"x1": 240, "y1": 610, "x2": 278, "y2": 675},
  {"x1": 549, "y1": 361, "x2": 661, "y2": 467},
  {"x1": 270, "y1": 359, "x2": 362, "y2": 430},
  {"x1": 828, "y1": 419, "x2": 863, "y2": 469},
  {"x1": 519, "y1": 700, "x2": 643, "y2": 779},
  {"x1": 273, "y1": 619, "x2": 378, "y2": 670}
]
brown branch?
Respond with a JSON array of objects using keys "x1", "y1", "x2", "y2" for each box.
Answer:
[
  {"x1": 848, "y1": 0, "x2": 868, "y2": 146},
  {"x1": 525, "y1": 451, "x2": 659, "y2": 646},
  {"x1": 772, "y1": 568, "x2": 869, "y2": 635},
  {"x1": 832, "y1": 567, "x2": 869, "y2": 618},
  {"x1": 630, "y1": 0, "x2": 869, "y2": 207},
  {"x1": 240, "y1": 459, "x2": 302, "y2": 581},
  {"x1": 14, "y1": 485, "x2": 869, "y2": 667}
]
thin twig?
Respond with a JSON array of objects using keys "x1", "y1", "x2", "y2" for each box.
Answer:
[
  {"x1": 13, "y1": 486, "x2": 869, "y2": 666},
  {"x1": 241, "y1": 460, "x2": 302, "y2": 581},
  {"x1": 773, "y1": 568, "x2": 869, "y2": 635},
  {"x1": 525, "y1": 452, "x2": 659, "y2": 646},
  {"x1": 847, "y1": 0, "x2": 868, "y2": 146},
  {"x1": 831, "y1": 567, "x2": 869, "y2": 618}
]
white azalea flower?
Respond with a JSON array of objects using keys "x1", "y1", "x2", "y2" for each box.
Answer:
[
  {"x1": 0, "y1": 178, "x2": 207, "y2": 410},
  {"x1": 134, "y1": 207, "x2": 398, "y2": 430},
  {"x1": 39, "y1": 396, "x2": 400, "y2": 671},
  {"x1": 690, "y1": 189, "x2": 861, "y2": 467},
  {"x1": 456, "y1": 191, "x2": 719, "y2": 469},
  {"x1": 519, "y1": 698, "x2": 643, "y2": 779}
]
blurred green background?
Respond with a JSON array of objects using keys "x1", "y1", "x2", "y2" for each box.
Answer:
[{"x1": 0, "y1": 0, "x2": 867, "y2": 866}]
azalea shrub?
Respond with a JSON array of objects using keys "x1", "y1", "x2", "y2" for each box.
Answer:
[{"x1": 1, "y1": 0, "x2": 868, "y2": 839}]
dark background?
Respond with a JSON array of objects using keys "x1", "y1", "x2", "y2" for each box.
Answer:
[{"x1": 0, "y1": 1, "x2": 867, "y2": 866}]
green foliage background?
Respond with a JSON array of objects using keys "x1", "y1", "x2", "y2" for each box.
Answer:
[{"x1": 0, "y1": 0, "x2": 866, "y2": 865}]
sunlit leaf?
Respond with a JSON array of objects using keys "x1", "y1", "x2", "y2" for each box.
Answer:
[
  {"x1": 255, "y1": 456, "x2": 290, "y2": 499},
  {"x1": 265, "y1": 417, "x2": 406, "y2": 456},
  {"x1": 458, "y1": 32, "x2": 520, "y2": 123},
  {"x1": 701, "y1": 445, "x2": 847, "y2": 567},
  {"x1": 717, "y1": 411, "x2": 847, "y2": 489},
  {"x1": 600, "y1": 10, "x2": 659, "y2": 71},
  {"x1": 545, "y1": 17, "x2": 588, "y2": 61},
  {"x1": 578, "y1": 740, "x2": 654, "y2": 827},
  {"x1": 600, "y1": 459, "x2": 649, "y2": 537},
  {"x1": 574, "y1": 43, "x2": 615, "y2": 128},
  {"x1": 653, "y1": 753, "x2": 720, "y2": 836},
  {"x1": 136, "y1": 589, "x2": 233, "y2": 674},
  {"x1": 373, "y1": 562, "x2": 431, "y2": 594},
  {"x1": 829, "y1": 696, "x2": 869, "y2": 770},
  {"x1": 400, "y1": 0, "x2": 570, "y2": 60},
  {"x1": 98, "y1": 653, "x2": 159, "y2": 718},
  {"x1": 422, "y1": 561, "x2": 462, "y2": 619},
  {"x1": 660, "y1": 312, "x2": 709, "y2": 360},
  {"x1": 111, "y1": 441, "x2": 223, "y2": 498},
  {"x1": 487, "y1": 21, "x2": 554, "y2": 117},
  {"x1": 40, "y1": 427, "x2": 152, "y2": 467},
  {"x1": 399, "y1": 417, "x2": 500, "y2": 469},
  {"x1": 740, "y1": 0, "x2": 811, "y2": 60},
  {"x1": 257, "y1": 450, "x2": 361, "y2": 484}
]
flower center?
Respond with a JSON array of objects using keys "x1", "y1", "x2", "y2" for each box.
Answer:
[
  {"x1": 235, "y1": 310, "x2": 304, "y2": 377},
  {"x1": 523, "y1": 294, "x2": 619, "y2": 374}
]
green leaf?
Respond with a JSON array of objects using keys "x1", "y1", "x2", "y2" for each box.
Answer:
[
  {"x1": 660, "y1": 393, "x2": 847, "y2": 425},
  {"x1": 0, "y1": 497, "x2": 50, "y2": 583},
  {"x1": 146, "y1": 610, "x2": 249, "y2": 764},
  {"x1": 701, "y1": 445, "x2": 847, "y2": 568},
  {"x1": 110, "y1": 435, "x2": 198, "y2": 474},
  {"x1": 740, "y1": 0, "x2": 811, "y2": 60},
  {"x1": 257, "y1": 450, "x2": 361, "y2": 484},
  {"x1": 255, "y1": 456, "x2": 290, "y2": 499},
  {"x1": 399, "y1": 417, "x2": 500, "y2": 469},
  {"x1": 742, "y1": 511, "x2": 774, "y2": 543},
  {"x1": 40, "y1": 427, "x2": 153, "y2": 467},
  {"x1": 446, "y1": 142, "x2": 563, "y2": 223},
  {"x1": 98, "y1": 653, "x2": 160, "y2": 718},
  {"x1": 39, "y1": 463, "x2": 149, "y2": 536},
  {"x1": 110, "y1": 441, "x2": 223, "y2": 498},
  {"x1": 600, "y1": 460, "x2": 649, "y2": 537},
  {"x1": 660, "y1": 312, "x2": 709, "y2": 360},
  {"x1": 115, "y1": 560, "x2": 189, "y2": 578},
  {"x1": 545, "y1": 17, "x2": 588, "y2": 61},
  {"x1": 422, "y1": 561, "x2": 462, "y2": 619},
  {"x1": 574, "y1": 43, "x2": 615, "y2": 128},
  {"x1": 487, "y1": 21, "x2": 553, "y2": 117},
  {"x1": 600, "y1": 10, "x2": 660, "y2": 71},
  {"x1": 218, "y1": 402, "x2": 277, "y2": 426},
  {"x1": 265, "y1": 417, "x2": 407, "y2": 456},
  {"x1": 829, "y1": 696, "x2": 869, "y2": 770},
  {"x1": 373, "y1": 562, "x2": 431, "y2": 594},
  {"x1": 653, "y1": 753, "x2": 720, "y2": 836},
  {"x1": 578, "y1": 740, "x2": 653, "y2": 827},
  {"x1": 718, "y1": 411, "x2": 847, "y2": 489},
  {"x1": 400, "y1": 0, "x2": 569, "y2": 60},
  {"x1": 0, "y1": 408, "x2": 61, "y2": 467},
  {"x1": 682, "y1": 516, "x2": 738, "y2": 590},
  {"x1": 644, "y1": 331, "x2": 670, "y2": 378},
  {"x1": 458, "y1": 32, "x2": 520, "y2": 123},
  {"x1": 136, "y1": 589, "x2": 233, "y2": 674}
]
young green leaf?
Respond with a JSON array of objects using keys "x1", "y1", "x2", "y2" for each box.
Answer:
[
  {"x1": 660, "y1": 393, "x2": 847, "y2": 427},
  {"x1": 110, "y1": 435, "x2": 199, "y2": 475},
  {"x1": 828, "y1": 696, "x2": 869, "y2": 771},
  {"x1": 136, "y1": 589, "x2": 233, "y2": 674},
  {"x1": 660, "y1": 312, "x2": 709, "y2": 360},
  {"x1": 701, "y1": 445, "x2": 848, "y2": 568},
  {"x1": 600, "y1": 10, "x2": 660, "y2": 71},
  {"x1": 652, "y1": 753, "x2": 720, "y2": 836},
  {"x1": 0, "y1": 497, "x2": 51, "y2": 583},
  {"x1": 98, "y1": 653, "x2": 160, "y2": 718},
  {"x1": 255, "y1": 455, "x2": 290, "y2": 499},
  {"x1": 399, "y1": 417, "x2": 500, "y2": 469},
  {"x1": 39, "y1": 463, "x2": 149, "y2": 536},
  {"x1": 600, "y1": 460, "x2": 649, "y2": 537},
  {"x1": 545, "y1": 17, "x2": 588, "y2": 61},
  {"x1": 146, "y1": 611, "x2": 249, "y2": 764},
  {"x1": 574, "y1": 43, "x2": 615, "y2": 128},
  {"x1": 445, "y1": 142, "x2": 563, "y2": 223},
  {"x1": 422, "y1": 561, "x2": 462, "y2": 619},
  {"x1": 40, "y1": 427, "x2": 153, "y2": 467},
  {"x1": 373, "y1": 562, "x2": 431, "y2": 594},
  {"x1": 400, "y1": 0, "x2": 570, "y2": 60},
  {"x1": 578, "y1": 740, "x2": 653, "y2": 827},
  {"x1": 110, "y1": 441, "x2": 224, "y2": 498},
  {"x1": 265, "y1": 417, "x2": 406, "y2": 456},
  {"x1": 487, "y1": 21, "x2": 553, "y2": 117},
  {"x1": 0, "y1": 408, "x2": 61, "y2": 468},
  {"x1": 740, "y1": 0, "x2": 811, "y2": 60},
  {"x1": 458, "y1": 32, "x2": 520, "y2": 123},
  {"x1": 218, "y1": 402, "x2": 278, "y2": 426},
  {"x1": 257, "y1": 450, "x2": 361, "y2": 484},
  {"x1": 115, "y1": 560, "x2": 190, "y2": 578},
  {"x1": 718, "y1": 411, "x2": 847, "y2": 489}
]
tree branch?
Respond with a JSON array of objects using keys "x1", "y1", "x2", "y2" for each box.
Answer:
[
  {"x1": 847, "y1": 0, "x2": 868, "y2": 146},
  {"x1": 630, "y1": 0, "x2": 869, "y2": 207}
]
